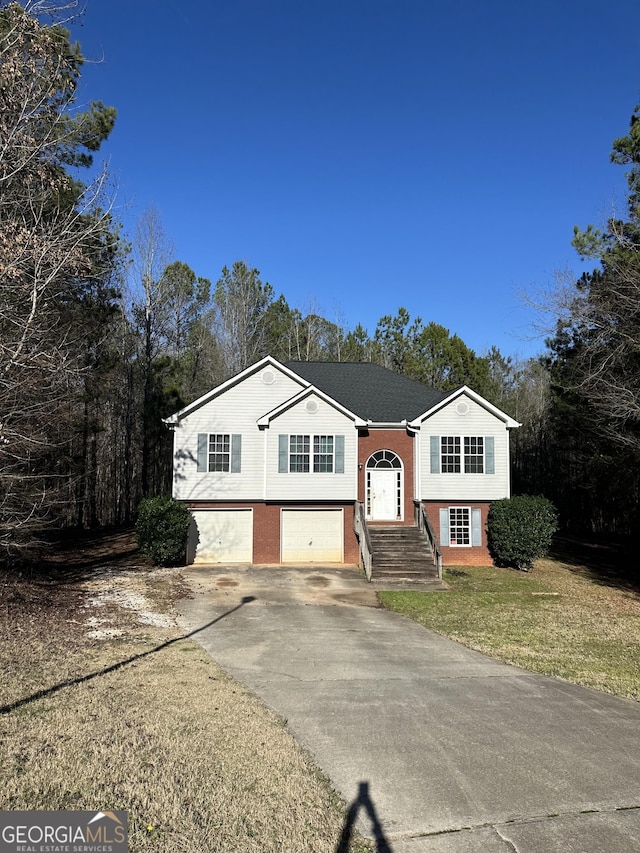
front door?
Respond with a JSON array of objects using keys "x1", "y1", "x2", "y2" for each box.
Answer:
[{"x1": 369, "y1": 469, "x2": 398, "y2": 520}]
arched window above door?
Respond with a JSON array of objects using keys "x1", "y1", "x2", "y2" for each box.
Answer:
[{"x1": 366, "y1": 449, "x2": 402, "y2": 469}]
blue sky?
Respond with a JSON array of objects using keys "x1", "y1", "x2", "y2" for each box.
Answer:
[{"x1": 73, "y1": 0, "x2": 640, "y2": 359}]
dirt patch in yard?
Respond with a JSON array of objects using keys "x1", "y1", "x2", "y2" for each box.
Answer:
[{"x1": 0, "y1": 530, "x2": 371, "y2": 853}]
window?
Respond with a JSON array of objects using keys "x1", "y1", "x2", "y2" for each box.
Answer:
[
  {"x1": 313, "y1": 435, "x2": 334, "y2": 472},
  {"x1": 449, "y1": 507, "x2": 470, "y2": 546},
  {"x1": 208, "y1": 434, "x2": 230, "y2": 471},
  {"x1": 279, "y1": 434, "x2": 345, "y2": 474},
  {"x1": 289, "y1": 435, "x2": 333, "y2": 472},
  {"x1": 464, "y1": 437, "x2": 484, "y2": 473},
  {"x1": 436, "y1": 436, "x2": 487, "y2": 474},
  {"x1": 439, "y1": 506, "x2": 482, "y2": 547},
  {"x1": 441, "y1": 437, "x2": 460, "y2": 473},
  {"x1": 367, "y1": 449, "x2": 402, "y2": 469},
  {"x1": 289, "y1": 435, "x2": 310, "y2": 472},
  {"x1": 197, "y1": 433, "x2": 241, "y2": 473}
]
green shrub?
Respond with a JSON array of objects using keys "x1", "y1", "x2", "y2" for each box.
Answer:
[
  {"x1": 135, "y1": 497, "x2": 191, "y2": 566},
  {"x1": 487, "y1": 495, "x2": 558, "y2": 571}
]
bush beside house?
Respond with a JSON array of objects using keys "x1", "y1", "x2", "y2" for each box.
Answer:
[
  {"x1": 136, "y1": 497, "x2": 191, "y2": 566},
  {"x1": 487, "y1": 495, "x2": 558, "y2": 571}
]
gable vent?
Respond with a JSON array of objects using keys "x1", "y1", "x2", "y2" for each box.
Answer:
[
  {"x1": 456, "y1": 400, "x2": 470, "y2": 416},
  {"x1": 305, "y1": 399, "x2": 319, "y2": 414},
  {"x1": 262, "y1": 370, "x2": 276, "y2": 385}
]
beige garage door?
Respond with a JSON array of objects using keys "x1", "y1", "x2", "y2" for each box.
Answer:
[
  {"x1": 191, "y1": 509, "x2": 253, "y2": 563},
  {"x1": 281, "y1": 509, "x2": 343, "y2": 562}
]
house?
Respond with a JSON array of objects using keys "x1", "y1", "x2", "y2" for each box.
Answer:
[{"x1": 163, "y1": 356, "x2": 520, "y2": 570}]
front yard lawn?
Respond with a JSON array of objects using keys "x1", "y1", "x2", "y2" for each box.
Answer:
[
  {"x1": 0, "y1": 532, "x2": 370, "y2": 853},
  {"x1": 378, "y1": 551, "x2": 640, "y2": 701}
]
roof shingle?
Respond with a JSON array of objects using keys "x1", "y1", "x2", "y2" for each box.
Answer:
[{"x1": 285, "y1": 361, "x2": 447, "y2": 422}]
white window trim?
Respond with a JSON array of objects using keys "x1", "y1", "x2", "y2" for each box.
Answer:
[
  {"x1": 208, "y1": 433, "x2": 230, "y2": 472},
  {"x1": 441, "y1": 436, "x2": 485, "y2": 474},
  {"x1": 289, "y1": 434, "x2": 311, "y2": 473},
  {"x1": 289, "y1": 434, "x2": 335, "y2": 474},
  {"x1": 313, "y1": 434, "x2": 335, "y2": 473},
  {"x1": 441, "y1": 436, "x2": 461, "y2": 473},
  {"x1": 448, "y1": 505, "x2": 472, "y2": 547},
  {"x1": 197, "y1": 432, "x2": 241, "y2": 474},
  {"x1": 463, "y1": 436, "x2": 484, "y2": 474}
]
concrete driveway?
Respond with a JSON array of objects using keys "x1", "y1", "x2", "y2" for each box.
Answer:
[{"x1": 177, "y1": 565, "x2": 640, "y2": 852}]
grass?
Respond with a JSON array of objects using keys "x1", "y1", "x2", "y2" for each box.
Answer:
[
  {"x1": 0, "y1": 533, "x2": 371, "y2": 853},
  {"x1": 378, "y1": 550, "x2": 640, "y2": 701}
]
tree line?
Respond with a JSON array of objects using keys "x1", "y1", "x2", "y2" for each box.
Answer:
[{"x1": 1, "y1": 0, "x2": 639, "y2": 557}]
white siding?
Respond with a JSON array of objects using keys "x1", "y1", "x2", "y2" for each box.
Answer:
[
  {"x1": 265, "y1": 394, "x2": 357, "y2": 501},
  {"x1": 172, "y1": 366, "x2": 304, "y2": 500},
  {"x1": 418, "y1": 394, "x2": 511, "y2": 501}
]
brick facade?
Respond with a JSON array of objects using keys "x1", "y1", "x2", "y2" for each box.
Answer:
[
  {"x1": 358, "y1": 428, "x2": 415, "y2": 526},
  {"x1": 187, "y1": 501, "x2": 359, "y2": 564},
  {"x1": 422, "y1": 500, "x2": 493, "y2": 565},
  {"x1": 188, "y1": 498, "x2": 495, "y2": 566}
]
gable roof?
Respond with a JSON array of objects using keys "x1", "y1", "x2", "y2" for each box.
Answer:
[
  {"x1": 285, "y1": 361, "x2": 448, "y2": 422},
  {"x1": 163, "y1": 356, "x2": 520, "y2": 430},
  {"x1": 257, "y1": 384, "x2": 367, "y2": 428},
  {"x1": 163, "y1": 356, "x2": 307, "y2": 424},
  {"x1": 409, "y1": 385, "x2": 521, "y2": 429}
]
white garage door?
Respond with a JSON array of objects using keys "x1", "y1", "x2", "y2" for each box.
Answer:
[
  {"x1": 281, "y1": 509, "x2": 343, "y2": 562},
  {"x1": 191, "y1": 509, "x2": 253, "y2": 563}
]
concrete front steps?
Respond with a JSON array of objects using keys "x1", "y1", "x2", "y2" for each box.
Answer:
[{"x1": 368, "y1": 525, "x2": 443, "y2": 587}]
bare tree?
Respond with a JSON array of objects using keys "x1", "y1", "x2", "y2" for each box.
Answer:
[
  {"x1": 128, "y1": 211, "x2": 218, "y2": 496},
  {"x1": 130, "y1": 209, "x2": 174, "y2": 360},
  {"x1": 0, "y1": 0, "x2": 119, "y2": 552},
  {"x1": 127, "y1": 209, "x2": 174, "y2": 497}
]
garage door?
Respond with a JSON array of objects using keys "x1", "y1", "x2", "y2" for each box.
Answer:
[
  {"x1": 281, "y1": 509, "x2": 343, "y2": 562},
  {"x1": 191, "y1": 509, "x2": 253, "y2": 563}
]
